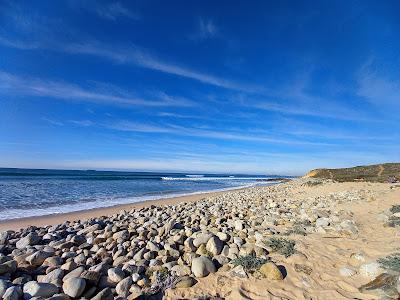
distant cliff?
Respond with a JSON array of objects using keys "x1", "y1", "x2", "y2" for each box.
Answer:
[{"x1": 304, "y1": 163, "x2": 400, "y2": 183}]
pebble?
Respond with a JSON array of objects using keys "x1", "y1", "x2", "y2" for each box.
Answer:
[
  {"x1": 107, "y1": 267, "x2": 126, "y2": 282},
  {"x1": 62, "y1": 277, "x2": 86, "y2": 298},
  {"x1": 3, "y1": 286, "x2": 22, "y2": 300},
  {"x1": 359, "y1": 262, "x2": 382, "y2": 278},
  {"x1": 16, "y1": 233, "x2": 40, "y2": 249},
  {"x1": 116, "y1": 276, "x2": 132, "y2": 297},
  {"x1": 0, "y1": 280, "x2": 11, "y2": 298},
  {"x1": 206, "y1": 236, "x2": 223, "y2": 255},
  {"x1": 316, "y1": 217, "x2": 330, "y2": 227},
  {"x1": 191, "y1": 256, "x2": 216, "y2": 278},
  {"x1": 339, "y1": 266, "x2": 357, "y2": 277},
  {"x1": 175, "y1": 276, "x2": 197, "y2": 288},
  {"x1": 259, "y1": 262, "x2": 284, "y2": 280},
  {"x1": 23, "y1": 281, "x2": 59, "y2": 298}
]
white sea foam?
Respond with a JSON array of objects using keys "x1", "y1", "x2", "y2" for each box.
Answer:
[
  {"x1": 161, "y1": 176, "x2": 271, "y2": 181},
  {"x1": 0, "y1": 182, "x2": 275, "y2": 222}
]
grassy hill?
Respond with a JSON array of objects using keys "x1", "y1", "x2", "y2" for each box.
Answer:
[{"x1": 304, "y1": 163, "x2": 400, "y2": 183}]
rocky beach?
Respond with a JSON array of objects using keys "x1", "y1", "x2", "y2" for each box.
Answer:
[{"x1": 0, "y1": 178, "x2": 399, "y2": 300}]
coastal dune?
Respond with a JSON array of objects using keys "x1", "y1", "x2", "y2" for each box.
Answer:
[{"x1": 0, "y1": 176, "x2": 399, "y2": 299}]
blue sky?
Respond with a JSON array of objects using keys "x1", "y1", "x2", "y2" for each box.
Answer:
[{"x1": 0, "y1": 0, "x2": 399, "y2": 175}]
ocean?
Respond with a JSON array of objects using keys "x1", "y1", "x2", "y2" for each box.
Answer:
[{"x1": 0, "y1": 168, "x2": 288, "y2": 221}]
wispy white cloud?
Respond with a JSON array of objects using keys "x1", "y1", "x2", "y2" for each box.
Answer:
[
  {"x1": 0, "y1": 33, "x2": 262, "y2": 93},
  {"x1": 0, "y1": 70, "x2": 195, "y2": 108},
  {"x1": 0, "y1": 36, "x2": 40, "y2": 50},
  {"x1": 357, "y1": 58, "x2": 400, "y2": 107},
  {"x1": 0, "y1": 12, "x2": 382, "y2": 122},
  {"x1": 190, "y1": 18, "x2": 219, "y2": 41},
  {"x1": 252, "y1": 101, "x2": 367, "y2": 121},
  {"x1": 106, "y1": 120, "x2": 333, "y2": 146},
  {"x1": 42, "y1": 118, "x2": 64, "y2": 126},
  {"x1": 66, "y1": 41, "x2": 255, "y2": 91},
  {"x1": 76, "y1": 1, "x2": 139, "y2": 21},
  {"x1": 69, "y1": 120, "x2": 94, "y2": 127}
]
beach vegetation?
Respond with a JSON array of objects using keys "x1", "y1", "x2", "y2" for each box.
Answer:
[
  {"x1": 378, "y1": 253, "x2": 400, "y2": 272},
  {"x1": 284, "y1": 226, "x2": 307, "y2": 236},
  {"x1": 389, "y1": 205, "x2": 400, "y2": 214},
  {"x1": 387, "y1": 216, "x2": 400, "y2": 227},
  {"x1": 231, "y1": 254, "x2": 269, "y2": 271},
  {"x1": 264, "y1": 237, "x2": 296, "y2": 257}
]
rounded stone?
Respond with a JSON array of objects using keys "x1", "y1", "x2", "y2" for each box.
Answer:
[
  {"x1": 175, "y1": 276, "x2": 197, "y2": 288},
  {"x1": 62, "y1": 277, "x2": 86, "y2": 298},
  {"x1": 0, "y1": 279, "x2": 11, "y2": 298},
  {"x1": 23, "y1": 281, "x2": 59, "y2": 298},
  {"x1": 191, "y1": 256, "x2": 216, "y2": 278},
  {"x1": 116, "y1": 276, "x2": 133, "y2": 297},
  {"x1": 359, "y1": 262, "x2": 382, "y2": 278},
  {"x1": 315, "y1": 217, "x2": 330, "y2": 227},
  {"x1": 259, "y1": 262, "x2": 284, "y2": 280},
  {"x1": 339, "y1": 266, "x2": 357, "y2": 277},
  {"x1": 3, "y1": 286, "x2": 22, "y2": 300},
  {"x1": 107, "y1": 267, "x2": 126, "y2": 282},
  {"x1": 206, "y1": 236, "x2": 223, "y2": 255}
]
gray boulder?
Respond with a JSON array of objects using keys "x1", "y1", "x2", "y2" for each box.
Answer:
[
  {"x1": 16, "y1": 233, "x2": 40, "y2": 249},
  {"x1": 191, "y1": 256, "x2": 216, "y2": 278},
  {"x1": 3, "y1": 286, "x2": 22, "y2": 300},
  {"x1": 23, "y1": 281, "x2": 59, "y2": 299},
  {"x1": 62, "y1": 277, "x2": 86, "y2": 298}
]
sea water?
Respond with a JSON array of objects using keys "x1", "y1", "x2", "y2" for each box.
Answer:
[{"x1": 0, "y1": 168, "x2": 287, "y2": 221}]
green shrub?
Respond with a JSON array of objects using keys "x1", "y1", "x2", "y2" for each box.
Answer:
[
  {"x1": 284, "y1": 225, "x2": 307, "y2": 236},
  {"x1": 264, "y1": 237, "x2": 296, "y2": 257},
  {"x1": 231, "y1": 254, "x2": 269, "y2": 271},
  {"x1": 389, "y1": 205, "x2": 400, "y2": 214},
  {"x1": 387, "y1": 216, "x2": 400, "y2": 227},
  {"x1": 378, "y1": 253, "x2": 400, "y2": 272}
]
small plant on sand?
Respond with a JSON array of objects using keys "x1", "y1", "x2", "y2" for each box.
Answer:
[
  {"x1": 147, "y1": 272, "x2": 179, "y2": 295},
  {"x1": 284, "y1": 226, "x2": 307, "y2": 236},
  {"x1": 231, "y1": 254, "x2": 269, "y2": 271},
  {"x1": 378, "y1": 253, "x2": 400, "y2": 273},
  {"x1": 264, "y1": 237, "x2": 296, "y2": 257},
  {"x1": 284, "y1": 220, "x2": 310, "y2": 236},
  {"x1": 387, "y1": 216, "x2": 400, "y2": 227},
  {"x1": 389, "y1": 205, "x2": 400, "y2": 214},
  {"x1": 301, "y1": 180, "x2": 323, "y2": 187}
]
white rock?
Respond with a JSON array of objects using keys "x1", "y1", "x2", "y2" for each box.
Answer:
[
  {"x1": 0, "y1": 280, "x2": 11, "y2": 298},
  {"x1": 107, "y1": 267, "x2": 125, "y2": 282},
  {"x1": 3, "y1": 286, "x2": 22, "y2": 300},
  {"x1": 116, "y1": 276, "x2": 132, "y2": 297},
  {"x1": 62, "y1": 277, "x2": 86, "y2": 298},
  {"x1": 316, "y1": 217, "x2": 330, "y2": 227},
  {"x1": 191, "y1": 256, "x2": 216, "y2": 278},
  {"x1": 359, "y1": 262, "x2": 382, "y2": 278},
  {"x1": 206, "y1": 236, "x2": 223, "y2": 255},
  {"x1": 192, "y1": 233, "x2": 212, "y2": 247},
  {"x1": 23, "y1": 281, "x2": 59, "y2": 298},
  {"x1": 234, "y1": 220, "x2": 244, "y2": 231},
  {"x1": 339, "y1": 266, "x2": 357, "y2": 277}
]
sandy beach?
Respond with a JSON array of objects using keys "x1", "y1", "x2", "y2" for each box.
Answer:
[{"x1": 0, "y1": 178, "x2": 399, "y2": 300}]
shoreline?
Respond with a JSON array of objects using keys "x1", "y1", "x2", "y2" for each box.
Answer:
[{"x1": 0, "y1": 186, "x2": 252, "y2": 231}]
